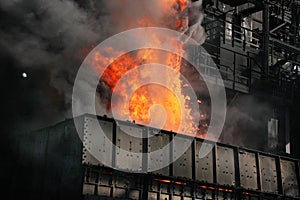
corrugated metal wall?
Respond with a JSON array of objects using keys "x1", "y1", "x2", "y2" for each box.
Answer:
[{"x1": 12, "y1": 119, "x2": 83, "y2": 200}]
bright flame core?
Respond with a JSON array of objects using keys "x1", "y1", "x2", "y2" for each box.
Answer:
[{"x1": 91, "y1": 0, "x2": 205, "y2": 136}]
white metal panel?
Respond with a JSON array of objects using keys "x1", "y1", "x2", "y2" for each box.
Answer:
[
  {"x1": 115, "y1": 123, "x2": 143, "y2": 172},
  {"x1": 195, "y1": 140, "x2": 214, "y2": 183},
  {"x1": 239, "y1": 150, "x2": 258, "y2": 190},
  {"x1": 82, "y1": 116, "x2": 113, "y2": 167},
  {"x1": 280, "y1": 159, "x2": 299, "y2": 197},
  {"x1": 148, "y1": 129, "x2": 170, "y2": 175},
  {"x1": 173, "y1": 136, "x2": 193, "y2": 179},
  {"x1": 216, "y1": 145, "x2": 235, "y2": 186},
  {"x1": 259, "y1": 155, "x2": 278, "y2": 193}
]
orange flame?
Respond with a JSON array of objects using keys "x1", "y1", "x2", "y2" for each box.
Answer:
[
  {"x1": 90, "y1": 0, "x2": 205, "y2": 136},
  {"x1": 199, "y1": 185, "x2": 233, "y2": 193}
]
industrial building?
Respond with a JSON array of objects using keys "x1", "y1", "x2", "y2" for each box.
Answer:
[
  {"x1": 12, "y1": 115, "x2": 300, "y2": 199},
  {"x1": 11, "y1": 0, "x2": 300, "y2": 199}
]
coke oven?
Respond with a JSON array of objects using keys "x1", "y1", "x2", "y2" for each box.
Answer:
[{"x1": 12, "y1": 114, "x2": 300, "y2": 200}]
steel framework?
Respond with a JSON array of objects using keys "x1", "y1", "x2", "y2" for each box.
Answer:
[
  {"x1": 201, "y1": 0, "x2": 300, "y2": 99},
  {"x1": 12, "y1": 115, "x2": 300, "y2": 199}
]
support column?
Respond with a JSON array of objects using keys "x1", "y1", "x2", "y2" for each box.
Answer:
[{"x1": 262, "y1": 0, "x2": 270, "y2": 80}]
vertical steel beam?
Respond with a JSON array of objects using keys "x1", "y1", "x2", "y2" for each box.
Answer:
[
  {"x1": 112, "y1": 121, "x2": 117, "y2": 169},
  {"x1": 247, "y1": 51, "x2": 252, "y2": 92},
  {"x1": 142, "y1": 127, "x2": 148, "y2": 173},
  {"x1": 234, "y1": 147, "x2": 241, "y2": 200},
  {"x1": 255, "y1": 152, "x2": 262, "y2": 191},
  {"x1": 285, "y1": 107, "x2": 291, "y2": 154},
  {"x1": 233, "y1": 53, "x2": 236, "y2": 90},
  {"x1": 296, "y1": 161, "x2": 300, "y2": 198},
  {"x1": 141, "y1": 174, "x2": 149, "y2": 200},
  {"x1": 275, "y1": 156, "x2": 283, "y2": 195},
  {"x1": 262, "y1": 0, "x2": 270, "y2": 80},
  {"x1": 212, "y1": 145, "x2": 217, "y2": 184},
  {"x1": 170, "y1": 132, "x2": 174, "y2": 177},
  {"x1": 192, "y1": 139, "x2": 196, "y2": 181},
  {"x1": 234, "y1": 147, "x2": 241, "y2": 188}
]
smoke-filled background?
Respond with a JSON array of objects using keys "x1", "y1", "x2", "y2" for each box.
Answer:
[
  {"x1": 220, "y1": 93, "x2": 273, "y2": 150},
  {"x1": 1, "y1": 0, "x2": 207, "y2": 133},
  {"x1": 1, "y1": 0, "x2": 110, "y2": 192},
  {"x1": 1, "y1": 0, "x2": 110, "y2": 132},
  {"x1": 1, "y1": 0, "x2": 274, "y2": 192}
]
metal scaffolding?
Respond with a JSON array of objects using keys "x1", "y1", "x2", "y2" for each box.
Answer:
[{"x1": 202, "y1": 0, "x2": 300, "y2": 99}]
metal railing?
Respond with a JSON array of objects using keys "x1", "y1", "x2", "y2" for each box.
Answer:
[{"x1": 202, "y1": 9, "x2": 297, "y2": 97}]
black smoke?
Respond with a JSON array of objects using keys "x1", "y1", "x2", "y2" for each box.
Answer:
[
  {"x1": 0, "y1": 0, "x2": 112, "y2": 132},
  {"x1": 0, "y1": 0, "x2": 110, "y2": 193}
]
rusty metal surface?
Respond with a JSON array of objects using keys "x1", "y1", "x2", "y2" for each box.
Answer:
[
  {"x1": 13, "y1": 114, "x2": 300, "y2": 200},
  {"x1": 216, "y1": 145, "x2": 235, "y2": 186},
  {"x1": 259, "y1": 155, "x2": 278, "y2": 193},
  {"x1": 239, "y1": 150, "x2": 258, "y2": 190},
  {"x1": 195, "y1": 140, "x2": 214, "y2": 183},
  {"x1": 280, "y1": 159, "x2": 299, "y2": 197}
]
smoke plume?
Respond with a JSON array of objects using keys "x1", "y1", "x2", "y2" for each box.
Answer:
[
  {"x1": 220, "y1": 94, "x2": 273, "y2": 150},
  {"x1": 1, "y1": 0, "x2": 207, "y2": 132},
  {"x1": 1, "y1": 0, "x2": 111, "y2": 132}
]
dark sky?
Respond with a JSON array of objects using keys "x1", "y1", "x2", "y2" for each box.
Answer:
[
  {"x1": 0, "y1": 0, "x2": 110, "y2": 133},
  {"x1": 0, "y1": 0, "x2": 110, "y2": 189}
]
